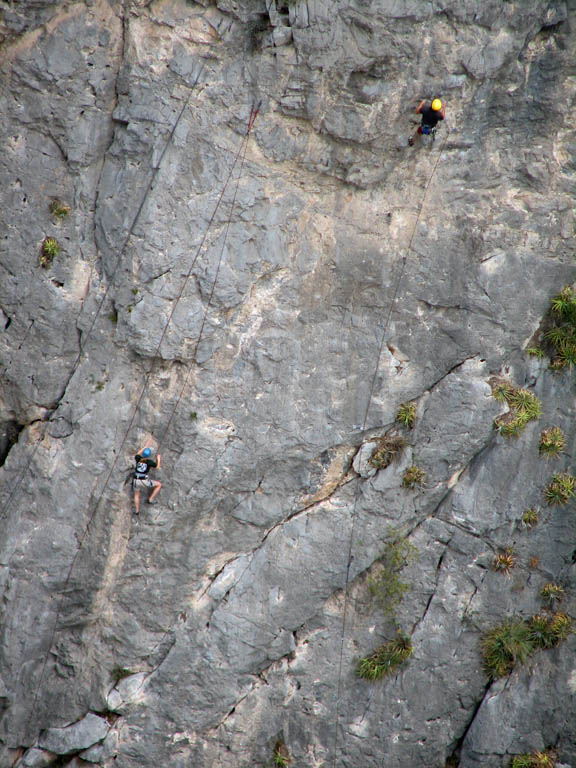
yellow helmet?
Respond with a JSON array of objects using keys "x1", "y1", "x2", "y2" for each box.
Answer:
[{"x1": 431, "y1": 98, "x2": 442, "y2": 111}]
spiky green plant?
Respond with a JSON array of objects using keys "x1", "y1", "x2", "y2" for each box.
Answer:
[
  {"x1": 550, "y1": 285, "x2": 576, "y2": 320},
  {"x1": 494, "y1": 413, "x2": 526, "y2": 437},
  {"x1": 481, "y1": 620, "x2": 534, "y2": 680},
  {"x1": 39, "y1": 237, "x2": 61, "y2": 268},
  {"x1": 508, "y1": 389, "x2": 542, "y2": 419},
  {"x1": 521, "y1": 508, "x2": 539, "y2": 529},
  {"x1": 492, "y1": 380, "x2": 541, "y2": 438},
  {"x1": 540, "y1": 582, "x2": 565, "y2": 608},
  {"x1": 396, "y1": 402, "x2": 416, "y2": 429},
  {"x1": 556, "y1": 343, "x2": 576, "y2": 369},
  {"x1": 539, "y1": 427, "x2": 566, "y2": 460},
  {"x1": 402, "y1": 465, "x2": 426, "y2": 489},
  {"x1": 548, "y1": 612, "x2": 573, "y2": 643},
  {"x1": 357, "y1": 633, "x2": 413, "y2": 681},
  {"x1": 492, "y1": 548, "x2": 516, "y2": 575},
  {"x1": 272, "y1": 740, "x2": 290, "y2": 767},
  {"x1": 544, "y1": 472, "x2": 576, "y2": 506},
  {"x1": 545, "y1": 326, "x2": 571, "y2": 349},
  {"x1": 483, "y1": 613, "x2": 571, "y2": 681},
  {"x1": 544, "y1": 285, "x2": 576, "y2": 371},
  {"x1": 526, "y1": 346, "x2": 545, "y2": 358},
  {"x1": 527, "y1": 614, "x2": 558, "y2": 650},
  {"x1": 491, "y1": 379, "x2": 516, "y2": 403},
  {"x1": 369, "y1": 435, "x2": 406, "y2": 470},
  {"x1": 549, "y1": 356, "x2": 568, "y2": 371}
]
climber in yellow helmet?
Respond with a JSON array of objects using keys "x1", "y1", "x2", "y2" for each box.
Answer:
[{"x1": 408, "y1": 98, "x2": 446, "y2": 146}]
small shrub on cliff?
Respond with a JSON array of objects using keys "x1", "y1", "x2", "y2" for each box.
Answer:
[
  {"x1": 482, "y1": 614, "x2": 573, "y2": 680},
  {"x1": 540, "y1": 582, "x2": 565, "y2": 608},
  {"x1": 39, "y1": 237, "x2": 61, "y2": 268},
  {"x1": 510, "y1": 749, "x2": 556, "y2": 768},
  {"x1": 521, "y1": 508, "x2": 539, "y2": 529},
  {"x1": 368, "y1": 529, "x2": 418, "y2": 617},
  {"x1": 542, "y1": 285, "x2": 576, "y2": 371},
  {"x1": 272, "y1": 739, "x2": 290, "y2": 767},
  {"x1": 508, "y1": 389, "x2": 541, "y2": 419},
  {"x1": 492, "y1": 548, "x2": 516, "y2": 575},
  {"x1": 491, "y1": 379, "x2": 541, "y2": 437},
  {"x1": 357, "y1": 632, "x2": 413, "y2": 681},
  {"x1": 49, "y1": 199, "x2": 70, "y2": 218},
  {"x1": 539, "y1": 426, "x2": 566, "y2": 460},
  {"x1": 528, "y1": 614, "x2": 559, "y2": 650},
  {"x1": 396, "y1": 401, "x2": 416, "y2": 428},
  {"x1": 544, "y1": 472, "x2": 575, "y2": 506},
  {"x1": 491, "y1": 379, "x2": 515, "y2": 403},
  {"x1": 528, "y1": 613, "x2": 573, "y2": 649},
  {"x1": 402, "y1": 465, "x2": 426, "y2": 488},
  {"x1": 369, "y1": 435, "x2": 406, "y2": 470},
  {"x1": 547, "y1": 611, "x2": 573, "y2": 643},
  {"x1": 481, "y1": 619, "x2": 533, "y2": 680}
]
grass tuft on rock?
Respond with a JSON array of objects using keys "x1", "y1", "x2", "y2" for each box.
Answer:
[
  {"x1": 492, "y1": 548, "x2": 516, "y2": 575},
  {"x1": 49, "y1": 199, "x2": 70, "y2": 218},
  {"x1": 541, "y1": 285, "x2": 576, "y2": 371},
  {"x1": 357, "y1": 633, "x2": 413, "y2": 681},
  {"x1": 521, "y1": 508, "x2": 539, "y2": 529},
  {"x1": 491, "y1": 379, "x2": 541, "y2": 438},
  {"x1": 544, "y1": 472, "x2": 575, "y2": 506},
  {"x1": 510, "y1": 749, "x2": 556, "y2": 768},
  {"x1": 402, "y1": 465, "x2": 426, "y2": 489},
  {"x1": 481, "y1": 619, "x2": 533, "y2": 680},
  {"x1": 396, "y1": 401, "x2": 416, "y2": 428},
  {"x1": 547, "y1": 611, "x2": 573, "y2": 643},
  {"x1": 539, "y1": 426, "x2": 566, "y2": 460},
  {"x1": 369, "y1": 435, "x2": 406, "y2": 470},
  {"x1": 482, "y1": 614, "x2": 573, "y2": 680},
  {"x1": 540, "y1": 582, "x2": 565, "y2": 608},
  {"x1": 39, "y1": 237, "x2": 61, "y2": 268},
  {"x1": 528, "y1": 614, "x2": 560, "y2": 650},
  {"x1": 272, "y1": 739, "x2": 290, "y2": 767}
]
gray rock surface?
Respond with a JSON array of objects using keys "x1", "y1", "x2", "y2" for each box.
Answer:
[
  {"x1": 37, "y1": 712, "x2": 109, "y2": 755},
  {"x1": 20, "y1": 748, "x2": 56, "y2": 768},
  {"x1": 1, "y1": 0, "x2": 576, "y2": 766}
]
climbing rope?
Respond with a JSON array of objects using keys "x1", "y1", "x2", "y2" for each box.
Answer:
[
  {"x1": 24, "y1": 100, "x2": 261, "y2": 737},
  {"x1": 330, "y1": 128, "x2": 450, "y2": 768},
  {"x1": 0, "y1": 63, "x2": 207, "y2": 524},
  {"x1": 158, "y1": 103, "x2": 261, "y2": 451}
]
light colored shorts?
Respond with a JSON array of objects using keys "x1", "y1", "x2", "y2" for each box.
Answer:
[{"x1": 132, "y1": 478, "x2": 156, "y2": 490}]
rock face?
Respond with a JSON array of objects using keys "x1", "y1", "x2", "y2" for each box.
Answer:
[
  {"x1": 1, "y1": 0, "x2": 576, "y2": 766},
  {"x1": 38, "y1": 712, "x2": 109, "y2": 754}
]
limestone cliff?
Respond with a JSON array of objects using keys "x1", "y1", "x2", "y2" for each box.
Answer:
[{"x1": 1, "y1": 0, "x2": 576, "y2": 766}]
